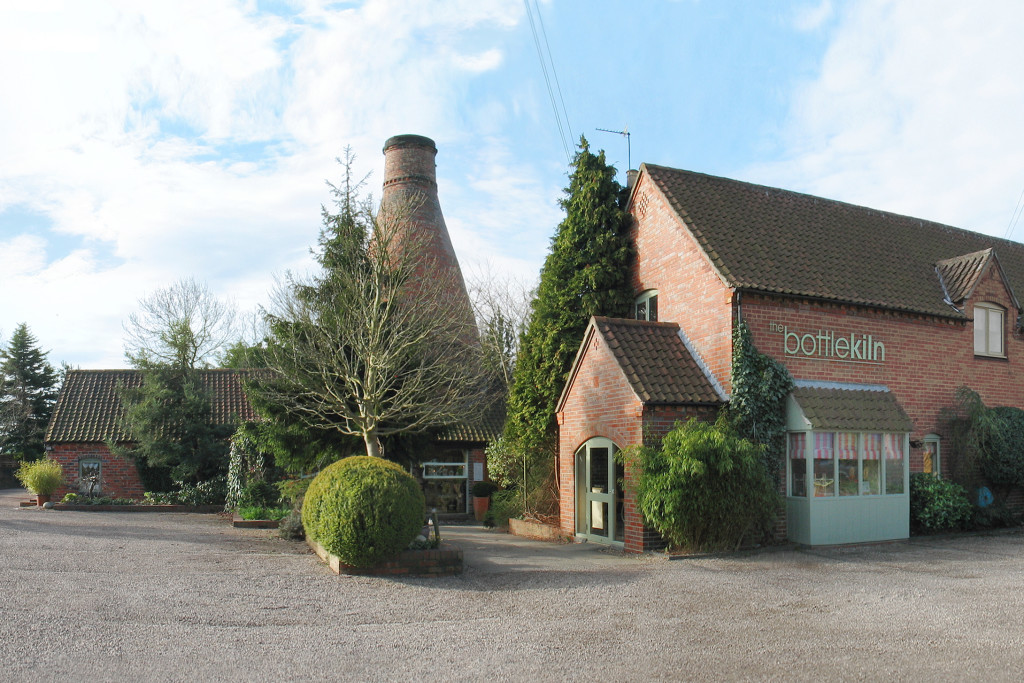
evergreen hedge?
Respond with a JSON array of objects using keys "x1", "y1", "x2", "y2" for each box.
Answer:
[
  {"x1": 624, "y1": 417, "x2": 779, "y2": 551},
  {"x1": 302, "y1": 456, "x2": 425, "y2": 567}
]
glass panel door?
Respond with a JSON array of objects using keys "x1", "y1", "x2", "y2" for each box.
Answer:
[{"x1": 576, "y1": 438, "x2": 620, "y2": 544}]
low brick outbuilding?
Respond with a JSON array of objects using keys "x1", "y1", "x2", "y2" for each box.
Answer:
[{"x1": 44, "y1": 369, "x2": 261, "y2": 499}]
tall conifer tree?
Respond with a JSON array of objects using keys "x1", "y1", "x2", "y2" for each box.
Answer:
[
  {"x1": 0, "y1": 323, "x2": 59, "y2": 460},
  {"x1": 495, "y1": 138, "x2": 632, "y2": 488}
]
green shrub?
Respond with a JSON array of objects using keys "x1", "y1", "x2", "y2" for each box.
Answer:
[
  {"x1": 16, "y1": 459, "x2": 65, "y2": 496},
  {"x1": 61, "y1": 492, "x2": 82, "y2": 504},
  {"x1": 278, "y1": 510, "x2": 305, "y2": 540},
  {"x1": 238, "y1": 505, "x2": 290, "y2": 521},
  {"x1": 302, "y1": 456, "x2": 425, "y2": 568},
  {"x1": 910, "y1": 473, "x2": 972, "y2": 532},
  {"x1": 623, "y1": 417, "x2": 780, "y2": 551},
  {"x1": 471, "y1": 481, "x2": 499, "y2": 498},
  {"x1": 488, "y1": 489, "x2": 523, "y2": 528},
  {"x1": 173, "y1": 476, "x2": 226, "y2": 506},
  {"x1": 972, "y1": 500, "x2": 1018, "y2": 529},
  {"x1": 277, "y1": 478, "x2": 311, "y2": 508},
  {"x1": 238, "y1": 480, "x2": 281, "y2": 509}
]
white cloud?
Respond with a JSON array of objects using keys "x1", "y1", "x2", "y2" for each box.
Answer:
[
  {"x1": 793, "y1": 0, "x2": 833, "y2": 33},
  {"x1": 0, "y1": 0, "x2": 541, "y2": 368},
  {"x1": 750, "y1": 0, "x2": 1024, "y2": 239}
]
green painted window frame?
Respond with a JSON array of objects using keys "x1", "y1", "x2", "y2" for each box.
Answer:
[{"x1": 634, "y1": 289, "x2": 659, "y2": 322}]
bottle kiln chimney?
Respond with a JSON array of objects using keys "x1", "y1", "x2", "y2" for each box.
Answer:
[{"x1": 380, "y1": 134, "x2": 477, "y2": 337}]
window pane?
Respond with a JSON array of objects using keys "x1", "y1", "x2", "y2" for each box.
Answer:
[
  {"x1": 635, "y1": 301, "x2": 646, "y2": 321},
  {"x1": 989, "y1": 308, "x2": 1003, "y2": 355},
  {"x1": 862, "y1": 459, "x2": 880, "y2": 495},
  {"x1": 789, "y1": 433, "x2": 806, "y2": 497},
  {"x1": 885, "y1": 434, "x2": 905, "y2": 494},
  {"x1": 836, "y1": 433, "x2": 858, "y2": 496},
  {"x1": 923, "y1": 439, "x2": 939, "y2": 477},
  {"x1": 975, "y1": 307, "x2": 987, "y2": 354},
  {"x1": 812, "y1": 433, "x2": 834, "y2": 497},
  {"x1": 649, "y1": 295, "x2": 658, "y2": 322}
]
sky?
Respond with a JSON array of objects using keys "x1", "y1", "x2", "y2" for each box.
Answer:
[{"x1": 2, "y1": 0, "x2": 1024, "y2": 369}]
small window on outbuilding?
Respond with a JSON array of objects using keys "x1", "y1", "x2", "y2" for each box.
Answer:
[
  {"x1": 635, "y1": 290, "x2": 658, "y2": 322},
  {"x1": 974, "y1": 303, "x2": 1005, "y2": 357},
  {"x1": 923, "y1": 434, "x2": 941, "y2": 477}
]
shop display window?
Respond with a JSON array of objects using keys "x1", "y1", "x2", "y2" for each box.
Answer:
[
  {"x1": 789, "y1": 433, "x2": 806, "y2": 497},
  {"x1": 812, "y1": 433, "x2": 835, "y2": 497},
  {"x1": 837, "y1": 433, "x2": 858, "y2": 496},
  {"x1": 884, "y1": 434, "x2": 905, "y2": 494},
  {"x1": 789, "y1": 430, "x2": 907, "y2": 498}
]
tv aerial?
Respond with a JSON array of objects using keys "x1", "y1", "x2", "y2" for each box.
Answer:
[{"x1": 596, "y1": 126, "x2": 631, "y2": 170}]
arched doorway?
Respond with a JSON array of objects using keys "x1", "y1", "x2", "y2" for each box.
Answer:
[{"x1": 574, "y1": 438, "x2": 625, "y2": 545}]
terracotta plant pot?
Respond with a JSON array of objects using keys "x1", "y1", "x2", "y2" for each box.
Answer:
[
  {"x1": 472, "y1": 496, "x2": 490, "y2": 521},
  {"x1": 36, "y1": 494, "x2": 51, "y2": 507}
]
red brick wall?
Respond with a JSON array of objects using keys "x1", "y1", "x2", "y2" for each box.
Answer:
[
  {"x1": 630, "y1": 173, "x2": 735, "y2": 393},
  {"x1": 49, "y1": 443, "x2": 146, "y2": 500},
  {"x1": 742, "y1": 260, "x2": 1024, "y2": 476},
  {"x1": 557, "y1": 329, "x2": 643, "y2": 542},
  {"x1": 557, "y1": 327, "x2": 721, "y2": 552}
]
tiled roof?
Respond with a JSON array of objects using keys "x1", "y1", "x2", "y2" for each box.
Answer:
[
  {"x1": 644, "y1": 165, "x2": 1024, "y2": 319},
  {"x1": 437, "y1": 399, "x2": 505, "y2": 443},
  {"x1": 791, "y1": 386, "x2": 912, "y2": 432},
  {"x1": 46, "y1": 369, "x2": 266, "y2": 443},
  {"x1": 936, "y1": 249, "x2": 993, "y2": 305},
  {"x1": 593, "y1": 317, "x2": 722, "y2": 405}
]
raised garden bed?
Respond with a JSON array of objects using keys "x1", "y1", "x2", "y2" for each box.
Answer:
[
  {"x1": 232, "y1": 514, "x2": 281, "y2": 529},
  {"x1": 52, "y1": 503, "x2": 223, "y2": 513},
  {"x1": 308, "y1": 537, "x2": 463, "y2": 577},
  {"x1": 508, "y1": 517, "x2": 572, "y2": 543}
]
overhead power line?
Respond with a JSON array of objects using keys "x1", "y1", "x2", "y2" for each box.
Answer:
[
  {"x1": 1004, "y1": 182, "x2": 1024, "y2": 240},
  {"x1": 524, "y1": 0, "x2": 572, "y2": 163}
]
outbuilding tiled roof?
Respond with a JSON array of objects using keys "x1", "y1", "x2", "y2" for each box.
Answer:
[
  {"x1": 46, "y1": 369, "x2": 265, "y2": 443},
  {"x1": 593, "y1": 317, "x2": 722, "y2": 405},
  {"x1": 791, "y1": 386, "x2": 912, "y2": 433},
  {"x1": 437, "y1": 399, "x2": 504, "y2": 443},
  {"x1": 643, "y1": 164, "x2": 1024, "y2": 319}
]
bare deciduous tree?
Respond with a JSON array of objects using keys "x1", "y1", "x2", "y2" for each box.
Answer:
[
  {"x1": 123, "y1": 277, "x2": 237, "y2": 369},
  {"x1": 466, "y1": 264, "x2": 533, "y2": 396}
]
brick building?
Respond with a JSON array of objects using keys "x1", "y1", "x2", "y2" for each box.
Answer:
[
  {"x1": 558, "y1": 164, "x2": 1024, "y2": 550},
  {"x1": 44, "y1": 369, "x2": 262, "y2": 499}
]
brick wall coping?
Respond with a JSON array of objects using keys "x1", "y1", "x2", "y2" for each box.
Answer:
[{"x1": 308, "y1": 538, "x2": 463, "y2": 577}]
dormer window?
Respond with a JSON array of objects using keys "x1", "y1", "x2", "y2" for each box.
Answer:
[
  {"x1": 974, "y1": 303, "x2": 1005, "y2": 357},
  {"x1": 635, "y1": 290, "x2": 658, "y2": 322}
]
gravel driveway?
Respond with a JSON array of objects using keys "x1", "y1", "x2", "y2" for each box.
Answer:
[{"x1": 2, "y1": 488, "x2": 1022, "y2": 681}]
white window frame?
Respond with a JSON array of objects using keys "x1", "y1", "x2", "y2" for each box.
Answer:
[
  {"x1": 634, "y1": 289, "x2": 659, "y2": 322},
  {"x1": 974, "y1": 303, "x2": 1005, "y2": 357},
  {"x1": 923, "y1": 434, "x2": 941, "y2": 478}
]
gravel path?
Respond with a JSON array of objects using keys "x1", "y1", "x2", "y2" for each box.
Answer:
[{"x1": 2, "y1": 488, "x2": 1023, "y2": 681}]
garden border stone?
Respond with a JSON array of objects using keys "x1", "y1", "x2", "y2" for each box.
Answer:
[{"x1": 308, "y1": 537, "x2": 463, "y2": 576}]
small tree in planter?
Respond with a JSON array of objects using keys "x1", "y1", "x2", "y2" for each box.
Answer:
[
  {"x1": 16, "y1": 458, "x2": 65, "y2": 506},
  {"x1": 470, "y1": 480, "x2": 499, "y2": 521}
]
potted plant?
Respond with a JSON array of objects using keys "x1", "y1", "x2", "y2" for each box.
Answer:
[
  {"x1": 471, "y1": 480, "x2": 498, "y2": 521},
  {"x1": 16, "y1": 459, "x2": 65, "y2": 507}
]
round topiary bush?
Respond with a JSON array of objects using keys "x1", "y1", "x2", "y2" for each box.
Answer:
[{"x1": 302, "y1": 456, "x2": 425, "y2": 568}]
